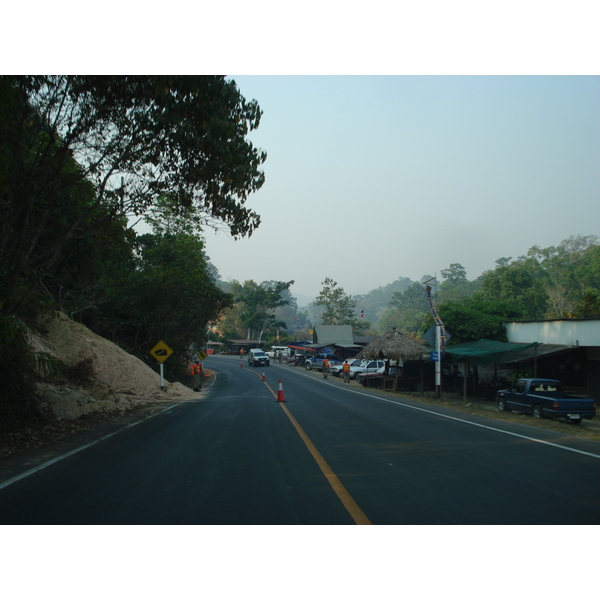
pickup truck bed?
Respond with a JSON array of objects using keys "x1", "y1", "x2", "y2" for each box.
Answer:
[{"x1": 496, "y1": 378, "x2": 596, "y2": 424}]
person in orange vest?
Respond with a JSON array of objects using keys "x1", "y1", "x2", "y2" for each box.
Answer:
[
  {"x1": 342, "y1": 360, "x2": 351, "y2": 383},
  {"x1": 322, "y1": 356, "x2": 330, "y2": 379},
  {"x1": 191, "y1": 360, "x2": 203, "y2": 391}
]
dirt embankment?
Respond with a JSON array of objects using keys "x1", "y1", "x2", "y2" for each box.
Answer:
[{"x1": 29, "y1": 312, "x2": 203, "y2": 420}]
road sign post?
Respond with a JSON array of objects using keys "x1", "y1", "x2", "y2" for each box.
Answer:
[
  {"x1": 436, "y1": 325, "x2": 442, "y2": 399},
  {"x1": 149, "y1": 340, "x2": 174, "y2": 390}
]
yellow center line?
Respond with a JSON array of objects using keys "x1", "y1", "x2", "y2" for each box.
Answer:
[{"x1": 261, "y1": 375, "x2": 372, "y2": 525}]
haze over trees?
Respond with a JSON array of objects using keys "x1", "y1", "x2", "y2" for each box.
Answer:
[
  {"x1": 214, "y1": 234, "x2": 600, "y2": 347},
  {"x1": 218, "y1": 279, "x2": 295, "y2": 344},
  {"x1": 386, "y1": 235, "x2": 600, "y2": 344}
]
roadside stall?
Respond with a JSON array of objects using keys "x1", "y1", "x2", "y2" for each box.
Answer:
[
  {"x1": 356, "y1": 329, "x2": 427, "y2": 392},
  {"x1": 288, "y1": 344, "x2": 315, "y2": 366}
]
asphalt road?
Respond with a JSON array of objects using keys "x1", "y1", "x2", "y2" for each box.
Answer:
[{"x1": 1, "y1": 355, "x2": 599, "y2": 524}]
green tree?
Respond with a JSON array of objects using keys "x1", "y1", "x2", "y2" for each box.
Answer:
[
  {"x1": 438, "y1": 263, "x2": 481, "y2": 302},
  {"x1": 421, "y1": 296, "x2": 524, "y2": 344},
  {"x1": 228, "y1": 280, "x2": 294, "y2": 343},
  {"x1": 384, "y1": 279, "x2": 434, "y2": 336},
  {"x1": 379, "y1": 307, "x2": 426, "y2": 335},
  {"x1": 270, "y1": 284, "x2": 302, "y2": 332},
  {"x1": 389, "y1": 280, "x2": 432, "y2": 313},
  {"x1": 478, "y1": 263, "x2": 548, "y2": 320},
  {"x1": 441, "y1": 263, "x2": 467, "y2": 284},
  {"x1": 0, "y1": 75, "x2": 266, "y2": 317},
  {"x1": 315, "y1": 278, "x2": 357, "y2": 325},
  {"x1": 526, "y1": 236, "x2": 600, "y2": 317},
  {"x1": 572, "y1": 288, "x2": 600, "y2": 318},
  {"x1": 95, "y1": 231, "x2": 232, "y2": 376}
]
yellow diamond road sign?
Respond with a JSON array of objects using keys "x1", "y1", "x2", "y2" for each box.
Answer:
[{"x1": 150, "y1": 340, "x2": 174, "y2": 363}]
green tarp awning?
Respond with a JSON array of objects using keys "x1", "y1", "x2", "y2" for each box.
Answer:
[{"x1": 444, "y1": 338, "x2": 539, "y2": 366}]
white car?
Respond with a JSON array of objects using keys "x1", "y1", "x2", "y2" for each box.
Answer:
[
  {"x1": 349, "y1": 360, "x2": 386, "y2": 379},
  {"x1": 330, "y1": 359, "x2": 362, "y2": 377},
  {"x1": 248, "y1": 349, "x2": 270, "y2": 367},
  {"x1": 267, "y1": 346, "x2": 290, "y2": 358}
]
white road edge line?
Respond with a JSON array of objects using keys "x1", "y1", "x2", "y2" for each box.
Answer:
[
  {"x1": 368, "y1": 392, "x2": 600, "y2": 459},
  {"x1": 0, "y1": 402, "x2": 186, "y2": 491},
  {"x1": 299, "y1": 369, "x2": 600, "y2": 460},
  {"x1": 0, "y1": 373, "x2": 221, "y2": 491}
]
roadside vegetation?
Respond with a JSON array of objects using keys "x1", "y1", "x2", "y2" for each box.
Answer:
[
  {"x1": 0, "y1": 75, "x2": 266, "y2": 432},
  {"x1": 376, "y1": 241, "x2": 600, "y2": 341}
]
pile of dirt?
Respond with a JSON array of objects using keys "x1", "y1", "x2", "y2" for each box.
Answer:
[{"x1": 29, "y1": 312, "x2": 202, "y2": 420}]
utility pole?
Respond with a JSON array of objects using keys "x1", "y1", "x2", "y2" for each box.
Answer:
[{"x1": 423, "y1": 276, "x2": 446, "y2": 400}]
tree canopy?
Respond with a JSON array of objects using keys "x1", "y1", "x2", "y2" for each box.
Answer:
[
  {"x1": 421, "y1": 296, "x2": 525, "y2": 344},
  {"x1": 375, "y1": 235, "x2": 600, "y2": 343},
  {"x1": 222, "y1": 280, "x2": 295, "y2": 343},
  {"x1": 0, "y1": 75, "x2": 267, "y2": 427},
  {"x1": 0, "y1": 75, "x2": 266, "y2": 316},
  {"x1": 315, "y1": 278, "x2": 357, "y2": 326}
]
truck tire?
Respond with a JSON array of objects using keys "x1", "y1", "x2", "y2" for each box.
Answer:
[
  {"x1": 497, "y1": 398, "x2": 508, "y2": 412},
  {"x1": 305, "y1": 363, "x2": 311, "y2": 370},
  {"x1": 532, "y1": 404, "x2": 544, "y2": 419}
]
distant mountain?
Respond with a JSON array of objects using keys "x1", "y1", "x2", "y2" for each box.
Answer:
[{"x1": 295, "y1": 292, "x2": 315, "y2": 309}]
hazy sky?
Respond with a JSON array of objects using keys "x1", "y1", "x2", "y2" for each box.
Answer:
[
  {"x1": 11, "y1": 4, "x2": 598, "y2": 307},
  {"x1": 203, "y1": 75, "x2": 600, "y2": 303}
]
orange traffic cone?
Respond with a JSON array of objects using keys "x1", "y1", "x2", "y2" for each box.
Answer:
[
  {"x1": 240, "y1": 360, "x2": 243, "y2": 368},
  {"x1": 276, "y1": 379, "x2": 286, "y2": 402},
  {"x1": 262, "y1": 371, "x2": 266, "y2": 381}
]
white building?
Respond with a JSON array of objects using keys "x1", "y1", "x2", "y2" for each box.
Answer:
[{"x1": 505, "y1": 318, "x2": 600, "y2": 398}]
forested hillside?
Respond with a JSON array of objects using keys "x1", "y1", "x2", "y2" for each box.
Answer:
[
  {"x1": 379, "y1": 236, "x2": 600, "y2": 343},
  {"x1": 213, "y1": 235, "x2": 600, "y2": 346}
]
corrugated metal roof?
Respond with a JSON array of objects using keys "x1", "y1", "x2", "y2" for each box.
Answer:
[{"x1": 314, "y1": 325, "x2": 354, "y2": 346}]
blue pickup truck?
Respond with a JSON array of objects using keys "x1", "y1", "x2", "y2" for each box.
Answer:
[
  {"x1": 304, "y1": 353, "x2": 343, "y2": 371},
  {"x1": 496, "y1": 378, "x2": 596, "y2": 424}
]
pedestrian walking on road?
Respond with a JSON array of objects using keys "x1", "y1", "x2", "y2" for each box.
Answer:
[{"x1": 192, "y1": 360, "x2": 203, "y2": 391}]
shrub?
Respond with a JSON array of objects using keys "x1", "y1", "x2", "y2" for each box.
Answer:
[{"x1": 0, "y1": 316, "x2": 43, "y2": 433}]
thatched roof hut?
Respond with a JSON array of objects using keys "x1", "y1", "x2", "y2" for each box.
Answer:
[
  {"x1": 357, "y1": 329, "x2": 427, "y2": 362},
  {"x1": 356, "y1": 329, "x2": 428, "y2": 393}
]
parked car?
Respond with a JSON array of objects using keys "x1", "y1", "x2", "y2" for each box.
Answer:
[
  {"x1": 349, "y1": 360, "x2": 386, "y2": 379},
  {"x1": 356, "y1": 365, "x2": 396, "y2": 386},
  {"x1": 267, "y1": 346, "x2": 290, "y2": 358},
  {"x1": 357, "y1": 362, "x2": 462, "y2": 391},
  {"x1": 356, "y1": 366, "x2": 396, "y2": 387},
  {"x1": 304, "y1": 354, "x2": 343, "y2": 371},
  {"x1": 496, "y1": 378, "x2": 596, "y2": 424},
  {"x1": 248, "y1": 348, "x2": 270, "y2": 367},
  {"x1": 330, "y1": 358, "x2": 362, "y2": 377}
]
